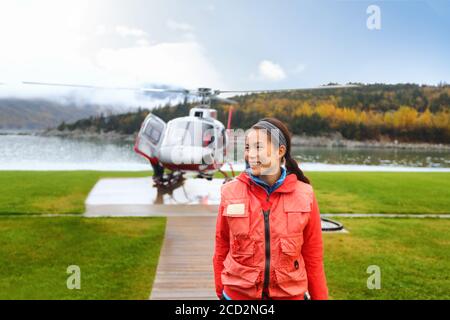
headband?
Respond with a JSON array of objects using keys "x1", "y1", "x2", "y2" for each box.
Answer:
[{"x1": 252, "y1": 120, "x2": 288, "y2": 148}]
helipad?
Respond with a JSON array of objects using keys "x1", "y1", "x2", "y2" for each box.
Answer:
[
  {"x1": 84, "y1": 177, "x2": 222, "y2": 217},
  {"x1": 84, "y1": 177, "x2": 345, "y2": 231}
]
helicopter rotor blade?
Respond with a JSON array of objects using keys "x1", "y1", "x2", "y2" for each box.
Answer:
[
  {"x1": 211, "y1": 96, "x2": 238, "y2": 104},
  {"x1": 18, "y1": 81, "x2": 359, "y2": 102},
  {"x1": 21, "y1": 81, "x2": 191, "y2": 94},
  {"x1": 140, "y1": 88, "x2": 190, "y2": 94},
  {"x1": 217, "y1": 84, "x2": 359, "y2": 94},
  {"x1": 22, "y1": 81, "x2": 143, "y2": 91}
]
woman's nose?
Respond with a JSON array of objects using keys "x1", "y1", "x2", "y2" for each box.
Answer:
[{"x1": 247, "y1": 148, "x2": 258, "y2": 158}]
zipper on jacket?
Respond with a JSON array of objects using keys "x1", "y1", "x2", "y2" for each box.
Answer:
[{"x1": 262, "y1": 209, "x2": 271, "y2": 298}]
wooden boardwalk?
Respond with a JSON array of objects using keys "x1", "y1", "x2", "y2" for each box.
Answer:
[{"x1": 149, "y1": 216, "x2": 218, "y2": 300}]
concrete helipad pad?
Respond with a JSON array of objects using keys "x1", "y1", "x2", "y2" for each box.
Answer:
[
  {"x1": 84, "y1": 177, "x2": 222, "y2": 217},
  {"x1": 83, "y1": 177, "x2": 347, "y2": 232}
]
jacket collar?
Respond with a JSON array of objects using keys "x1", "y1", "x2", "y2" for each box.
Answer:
[
  {"x1": 245, "y1": 166, "x2": 286, "y2": 195},
  {"x1": 236, "y1": 168, "x2": 298, "y2": 194}
]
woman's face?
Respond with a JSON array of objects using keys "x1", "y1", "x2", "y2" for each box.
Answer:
[{"x1": 245, "y1": 128, "x2": 285, "y2": 176}]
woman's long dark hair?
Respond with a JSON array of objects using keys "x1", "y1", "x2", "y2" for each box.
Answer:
[{"x1": 252, "y1": 117, "x2": 310, "y2": 184}]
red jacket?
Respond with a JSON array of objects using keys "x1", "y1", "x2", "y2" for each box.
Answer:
[{"x1": 213, "y1": 171, "x2": 328, "y2": 300}]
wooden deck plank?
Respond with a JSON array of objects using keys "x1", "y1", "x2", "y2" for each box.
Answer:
[{"x1": 149, "y1": 216, "x2": 218, "y2": 300}]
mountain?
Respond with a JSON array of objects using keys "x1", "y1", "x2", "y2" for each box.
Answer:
[
  {"x1": 0, "y1": 98, "x2": 119, "y2": 130},
  {"x1": 0, "y1": 82, "x2": 186, "y2": 130},
  {"x1": 38, "y1": 83, "x2": 450, "y2": 143}
]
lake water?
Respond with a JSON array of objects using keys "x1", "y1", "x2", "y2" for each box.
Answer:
[{"x1": 1, "y1": 134, "x2": 449, "y2": 172}]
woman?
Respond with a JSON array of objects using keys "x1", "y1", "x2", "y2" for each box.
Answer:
[{"x1": 213, "y1": 117, "x2": 328, "y2": 300}]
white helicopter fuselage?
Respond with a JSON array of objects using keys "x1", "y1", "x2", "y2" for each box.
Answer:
[
  {"x1": 158, "y1": 115, "x2": 226, "y2": 172},
  {"x1": 134, "y1": 107, "x2": 228, "y2": 174}
]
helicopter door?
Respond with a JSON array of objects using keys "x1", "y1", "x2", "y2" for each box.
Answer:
[{"x1": 134, "y1": 113, "x2": 166, "y2": 161}]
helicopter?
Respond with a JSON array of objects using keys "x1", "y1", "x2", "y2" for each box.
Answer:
[
  {"x1": 132, "y1": 85, "x2": 359, "y2": 188},
  {"x1": 134, "y1": 87, "x2": 235, "y2": 187},
  {"x1": 15, "y1": 81, "x2": 358, "y2": 188}
]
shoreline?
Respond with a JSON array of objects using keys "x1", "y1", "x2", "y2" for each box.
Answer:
[
  {"x1": 290, "y1": 134, "x2": 450, "y2": 150},
  {"x1": 1, "y1": 129, "x2": 450, "y2": 150}
]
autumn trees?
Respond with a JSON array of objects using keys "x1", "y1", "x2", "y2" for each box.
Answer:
[{"x1": 57, "y1": 84, "x2": 450, "y2": 144}]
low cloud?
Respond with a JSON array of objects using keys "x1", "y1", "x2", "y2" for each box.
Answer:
[
  {"x1": 95, "y1": 41, "x2": 223, "y2": 90},
  {"x1": 166, "y1": 19, "x2": 194, "y2": 32},
  {"x1": 0, "y1": 2, "x2": 223, "y2": 110},
  {"x1": 115, "y1": 25, "x2": 148, "y2": 38},
  {"x1": 255, "y1": 60, "x2": 287, "y2": 81}
]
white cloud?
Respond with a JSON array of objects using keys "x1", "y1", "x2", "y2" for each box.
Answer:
[
  {"x1": 95, "y1": 24, "x2": 108, "y2": 36},
  {"x1": 115, "y1": 25, "x2": 148, "y2": 38},
  {"x1": 96, "y1": 41, "x2": 223, "y2": 89},
  {"x1": 257, "y1": 60, "x2": 286, "y2": 81},
  {"x1": 95, "y1": 24, "x2": 148, "y2": 38},
  {"x1": 166, "y1": 19, "x2": 194, "y2": 32},
  {"x1": 136, "y1": 38, "x2": 151, "y2": 47},
  {"x1": 0, "y1": 1, "x2": 224, "y2": 108}
]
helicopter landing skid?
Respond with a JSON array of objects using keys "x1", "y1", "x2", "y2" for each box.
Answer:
[
  {"x1": 152, "y1": 171, "x2": 185, "y2": 190},
  {"x1": 196, "y1": 172, "x2": 214, "y2": 181},
  {"x1": 218, "y1": 168, "x2": 234, "y2": 183}
]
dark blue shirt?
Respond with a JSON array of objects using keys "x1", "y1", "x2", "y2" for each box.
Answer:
[{"x1": 245, "y1": 166, "x2": 287, "y2": 195}]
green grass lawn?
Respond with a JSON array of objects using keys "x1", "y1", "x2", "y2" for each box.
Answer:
[
  {"x1": 324, "y1": 218, "x2": 450, "y2": 299},
  {"x1": 0, "y1": 171, "x2": 151, "y2": 215},
  {"x1": 1, "y1": 171, "x2": 449, "y2": 215},
  {"x1": 0, "y1": 216, "x2": 448, "y2": 299},
  {"x1": 308, "y1": 172, "x2": 450, "y2": 214},
  {"x1": 0, "y1": 217, "x2": 165, "y2": 299}
]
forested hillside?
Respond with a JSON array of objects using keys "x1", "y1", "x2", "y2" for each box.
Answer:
[{"x1": 56, "y1": 83, "x2": 450, "y2": 143}]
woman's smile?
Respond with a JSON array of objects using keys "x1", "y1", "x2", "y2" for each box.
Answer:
[{"x1": 249, "y1": 160, "x2": 262, "y2": 167}]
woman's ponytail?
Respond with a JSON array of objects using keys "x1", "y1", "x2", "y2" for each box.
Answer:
[{"x1": 284, "y1": 152, "x2": 310, "y2": 184}]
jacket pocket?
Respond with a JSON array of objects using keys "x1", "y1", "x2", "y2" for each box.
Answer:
[
  {"x1": 279, "y1": 235, "x2": 303, "y2": 268},
  {"x1": 280, "y1": 235, "x2": 303, "y2": 256},
  {"x1": 231, "y1": 236, "x2": 255, "y2": 266},
  {"x1": 273, "y1": 266, "x2": 307, "y2": 297},
  {"x1": 274, "y1": 237, "x2": 307, "y2": 297},
  {"x1": 223, "y1": 198, "x2": 250, "y2": 236},
  {"x1": 286, "y1": 212, "x2": 310, "y2": 234},
  {"x1": 232, "y1": 236, "x2": 255, "y2": 256},
  {"x1": 221, "y1": 254, "x2": 261, "y2": 289},
  {"x1": 284, "y1": 197, "x2": 311, "y2": 234},
  {"x1": 274, "y1": 266, "x2": 306, "y2": 282}
]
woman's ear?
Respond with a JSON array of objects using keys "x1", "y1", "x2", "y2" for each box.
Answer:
[{"x1": 279, "y1": 145, "x2": 287, "y2": 160}]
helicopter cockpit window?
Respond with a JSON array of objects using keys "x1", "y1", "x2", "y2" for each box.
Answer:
[
  {"x1": 202, "y1": 124, "x2": 215, "y2": 147},
  {"x1": 163, "y1": 120, "x2": 215, "y2": 148},
  {"x1": 217, "y1": 128, "x2": 225, "y2": 148},
  {"x1": 143, "y1": 117, "x2": 164, "y2": 145}
]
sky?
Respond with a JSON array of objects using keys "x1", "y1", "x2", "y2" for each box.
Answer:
[{"x1": 0, "y1": 0, "x2": 449, "y2": 107}]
